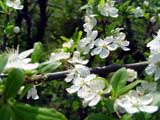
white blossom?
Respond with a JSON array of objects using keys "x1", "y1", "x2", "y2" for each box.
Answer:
[
  {"x1": 80, "y1": 79, "x2": 112, "y2": 106},
  {"x1": 143, "y1": 1, "x2": 149, "y2": 6},
  {"x1": 66, "y1": 73, "x2": 112, "y2": 106},
  {"x1": 150, "y1": 16, "x2": 156, "y2": 23},
  {"x1": 145, "y1": 62, "x2": 160, "y2": 81},
  {"x1": 147, "y1": 30, "x2": 160, "y2": 52},
  {"x1": 115, "y1": 82, "x2": 158, "y2": 114},
  {"x1": 116, "y1": 90, "x2": 158, "y2": 114},
  {"x1": 127, "y1": 69, "x2": 137, "y2": 82},
  {"x1": 91, "y1": 37, "x2": 117, "y2": 58},
  {"x1": 49, "y1": 51, "x2": 70, "y2": 62},
  {"x1": 79, "y1": 30, "x2": 98, "y2": 54},
  {"x1": 83, "y1": 15, "x2": 97, "y2": 33},
  {"x1": 66, "y1": 74, "x2": 96, "y2": 94},
  {"x1": 136, "y1": 82, "x2": 157, "y2": 95},
  {"x1": 98, "y1": 0, "x2": 118, "y2": 17},
  {"x1": 5, "y1": 48, "x2": 39, "y2": 70},
  {"x1": 13, "y1": 26, "x2": 20, "y2": 34},
  {"x1": 146, "y1": 30, "x2": 160, "y2": 80},
  {"x1": 6, "y1": 0, "x2": 23, "y2": 10},
  {"x1": 113, "y1": 32, "x2": 130, "y2": 51},
  {"x1": 62, "y1": 39, "x2": 74, "y2": 48},
  {"x1": 91, "y1": 30, "x2": 129, "y2": 58},
  {"x1": 65, "y1": 64, "x2": 90, "y2": 83},
  {"x1": 133, "y1": 7, "x2": 144, "y2": 18},
  {"x1": 68, "y1": 51, "x2": 88, "y2": 65},
  {"x1": 27, "y1": 86, "x2": 39, "y2": 100}
]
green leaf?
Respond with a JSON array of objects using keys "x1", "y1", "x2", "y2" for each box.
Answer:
[
  {"x1": 88, "y1": 0, "x2": 95, "y2": 5},
  {"x1": 38, "y1": 61, "x2": 61, "y2": 73},
  {"x1": 0, "y1": 54, "x2": 8, "y2": 73},
  {"x1": 31, "y1": 42, "x2": 43, "y2": 63},
  {"x1": 60, "y1": 36, "x2": 69, "y2": 42},
  {"x1": 121, "y1": 114, "x2": 132, "y2": 120},
  {"x1": 4, "y1": 68, "x2": 24, "y2": 99},
  {"x1": 111, "y1": 68, "x2": 128, "y2": 98},
  {"x1": 85, "y1": 113, "x2": 114, "y2": 120},
  {"x1": 5, "y1": 24, "x2": 14, "y2": 34},
  {"x1": 0, "y1": 104, "x2": 15, "y2": 120},
  {"x1": 105, "y1": 99, "x2": 115, "y2": 113},
  {"x1": 99, "y1": 0, "x2": 105, "y2": 8},
  {"x1": 12, "y1": 103, "x2": 67, "y2": 120},
  {"x1": 117, "y1": 80, "x2": 143, "y2": 96}
]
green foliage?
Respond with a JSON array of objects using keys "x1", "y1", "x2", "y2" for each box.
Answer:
[
  {"x1": 117, "y1": 80, "x2": 143, "y2": 96},
  {"x1": 37, "y1": 61, "x2": 61, "y2": 73},
  {"x1": 85, "y1": 113, "x2": 114, "y2": 120},
  {"x1": 0, "y1": 105, "x2": 14, "y2": 120},
  {"x1": 31, "y1": 42, "x2": 43, "y2": 63},
  {"x1": 111, "y1": 68, "x2": 128, "y2": 98},
  {"x1": 12, "y1": 103, "x2": 67, "y2": 120},
  {"x1": 0, "y1": 102, "x2": 67, "y2": 120},
  {"x1": 1, "y1": 0, "x2": 160, "y2": 119},
  {"x1": 0, "y1": 54, "x2": 7, "y2": 73},
  {"x1": 4, "y1": 68, "x2": 24, "y2": 99}
]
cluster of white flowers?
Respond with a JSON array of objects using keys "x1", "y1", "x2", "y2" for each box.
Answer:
[
  {"x1": 64, "y1": 2, "x2": 129, "y2": 106},
  {"x1": 79, "y1": 8, "x2": 129, "y2": 58},
  {"x1": 146, "y1": 30, "x2": 160, "y2": 80},
  {"x1": 6, "y1": 0, "x2": 23, "y2": 10},
  {"x1": 79, "y1": 14, "x2": 98, "y2": 54},
  {"x1": 91, "y1": 30, "x2": 130, "y2": 58},
  {"x1": 66, "y1": 65, "x2": 112, "y2": 106},
  {"x1": 65, "y1": 64, "x2": 90, "y2": 83},
  {"x1": 64, "y1": 49, "x2": 112, "y2": 106},
  {"x1": 98, "y1": 0, "x2": 118, "y2": 17},
  {"x1": 5, "y1": 48, "x2": 39, "y2": 70},
  {"x1": 115, "y1": 82, "x2": 158, "y2": 114}
]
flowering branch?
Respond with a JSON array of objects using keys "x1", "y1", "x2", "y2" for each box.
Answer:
[{"x1": 23, "y1": 61, "x2": 148, "y2": 84}]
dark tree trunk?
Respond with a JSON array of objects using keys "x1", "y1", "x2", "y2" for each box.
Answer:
[{"x1": 36, "y1": 0, "x2": 48, "y2": 43}]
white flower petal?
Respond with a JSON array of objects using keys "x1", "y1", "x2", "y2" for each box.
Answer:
[
  {"x1": 145, "y1": 64, "x2": 155, "y2": 75},
  {"x1": 65, "y1": 73, "x2": 74, "y2": 82},
  {"x1": 88, "y1": 95, "x2": 101, "y2": 106},
  {"x1": 107, "y1": 43, "x2": 118, "y2": 51},
  {"x1": 99, "y1": 48, "x2": 110, "y2": 58},
  {"x1": 139, "y1": 105, "x2": 158, "y2": 113},
  {"x1": 19, "y1": 49, "x2": 34, "y2": 59},
  {"x1": 91, "y1": 47, "x2": 102, "y2": 56},
  {"x1": 66, "y1": 85, "x2": 80, "y2": 94},
  {"x1": 94, "y1": 39, "x2": 104, "y2": 46}
]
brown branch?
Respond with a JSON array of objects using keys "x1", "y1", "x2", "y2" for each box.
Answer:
[{"x1": 23, "y1": 61, "x2": 148, "y2": 84}]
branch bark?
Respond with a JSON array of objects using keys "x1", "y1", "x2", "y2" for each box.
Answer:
[{"x1": 23, "y1": 61, "x2": 148, "y2": 84}]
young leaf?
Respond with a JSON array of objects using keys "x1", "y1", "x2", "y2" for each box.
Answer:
[
  {"x1": 38, "y1": 61, "x2": 61, "y2": 73},
  {"x1": 117, "y1": 80, "x2": 143, "y2": 96},
  {"x1": 4, "y1": 68, "x2": 24, "y2": 99},
  {"x1": 12, "y1": 103, "x2": 67, "y2": 120},
  {"x1": 31, "y1": 42, "x2": 43, "y2": 63},
  {"x1": 99, "y1": 0, "x2": 105, "y2": 8},
  {"x1": 111, "y1": 68, "x2": 128, "y2": 98},
  {"x1": 0, "y1": 54, "x2": 8, "y2": 73}
]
